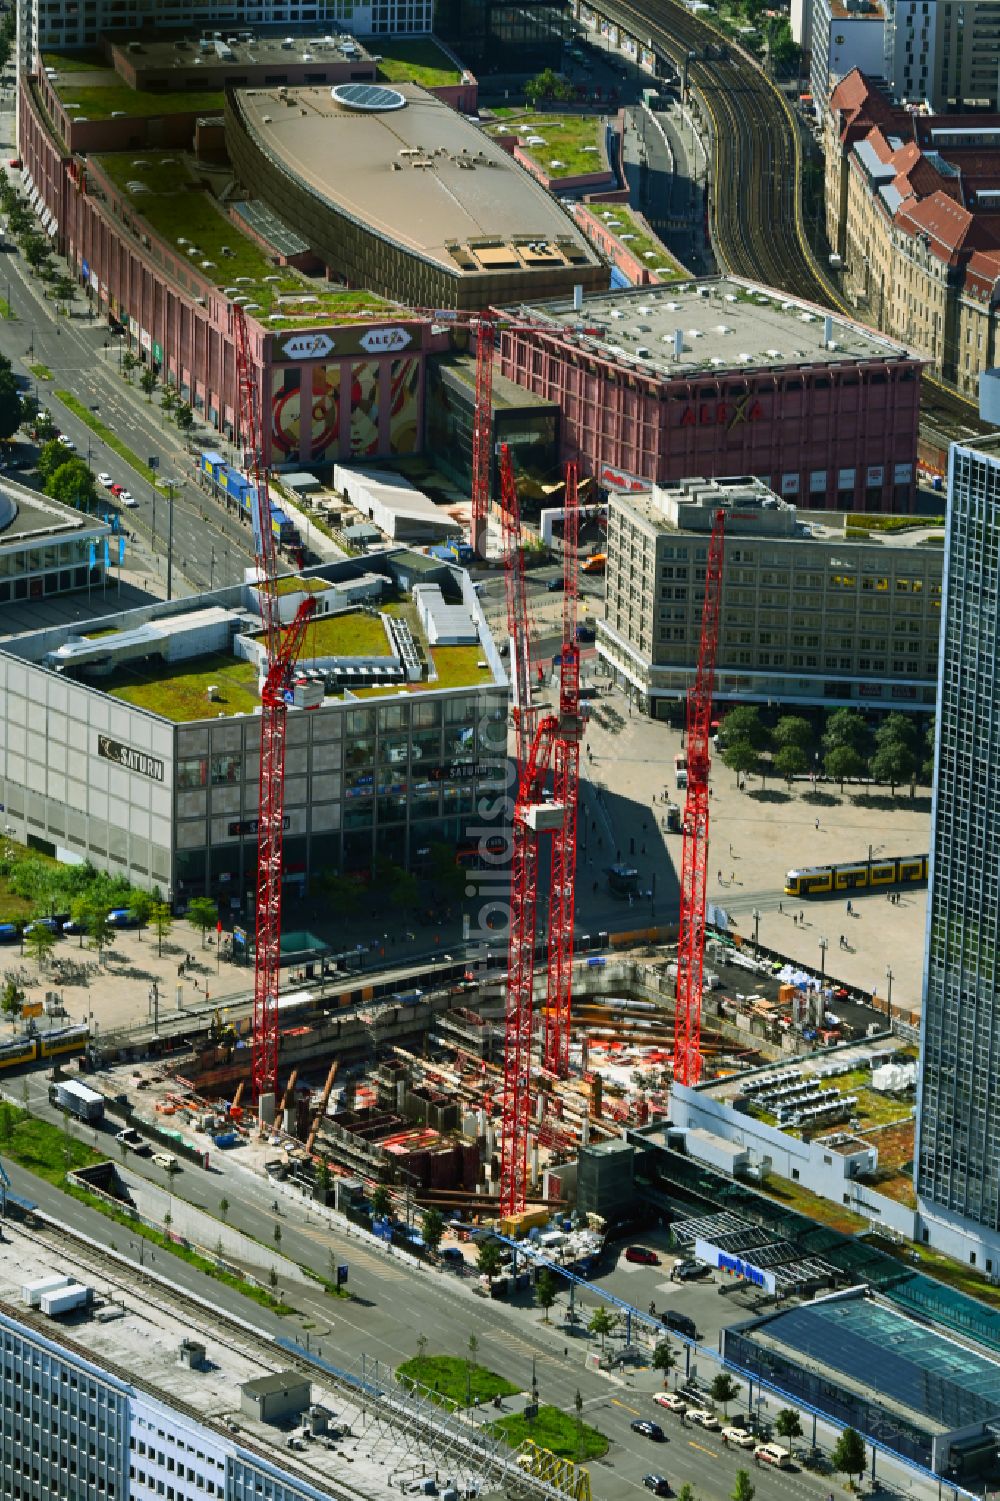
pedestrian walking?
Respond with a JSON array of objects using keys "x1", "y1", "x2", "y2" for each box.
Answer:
[
  {"x1": 847, "y1": 899, "x2": 853, "y2": 916},
  {"x1": 815, "y1": 818, "x2": 820, "y2": 831},
  {"x1": 779, "y1": 900, "x2": 783, "y2": 914}
]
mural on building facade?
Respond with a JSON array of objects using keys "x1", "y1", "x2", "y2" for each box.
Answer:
[
  {"x1": 349, "y1": 361, "x2": 381, "y2": 457},
  {"x1": 389, "y1": 356, "x2": 420, "y2": 455},
  {"x1": 271, "y1": 366, "x2": 302, "y2": 463},
  {"x1": 311, "y1": 363, "x2": 341, "y2": 463}
]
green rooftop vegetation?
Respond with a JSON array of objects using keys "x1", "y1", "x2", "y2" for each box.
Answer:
[
  {"x1": 94, "y1": 152, "x2": 386, "y2": 323},
  {"x1": 42, "y1": 49, "x2": 108, "y2": 73},
  {"x1": 57, "y1": 77, "x2": 225, "y2": 120},
  {"x1": 268, "y1": 575, "x2": 332, "y2": 596},
  {"x1": 254, "y1": 610, "x2": 391, "y2": 659},
  {"x1": 428, "y1": 644, "x2": 489, "y2": 690},
  {"x1": 104, "y1": 651, "x2": 260, "y2": 723},
  {"x1": 592, "y1": 203, "x2": 686, "y2": 279},
  {"x1": 488, "y1": 112, "x2": 607, "y2": 180},
  {"x1": 374, "y1": 38, "x2": 463, "y2": 88}
]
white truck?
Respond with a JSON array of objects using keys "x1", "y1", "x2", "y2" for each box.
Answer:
[{"x1": 50, "y1": 1078, "x2": 104, "y2": 1125}]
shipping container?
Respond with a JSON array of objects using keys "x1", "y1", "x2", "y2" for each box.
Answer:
[
  {"x1": 22, "y1": 1274, "x2": 71, "y2": 1308},
  {"x1": 40, "y1": 1283, "x2": 90, "y2": 1317}
]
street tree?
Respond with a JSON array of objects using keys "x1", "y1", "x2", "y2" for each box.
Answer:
[
  {"x1": 273, "y1": 1223, "x2": 282, "y2": 1248},
  {"x1": 128, "y1": 889, "x2": 154, "y2": 940},
  {"x1": 677, "y1": 1485, "x2": 697, "y2": 1501},
  {"x1": 86, "y1": 905, "x2": 114, "y2": 963},
  {"x1": 160, "y1": 386, "x2": 178, "y2": 418},
  {"x1": 0, "y1": 1099, "x2": 16, "y2": 1143},
  {"x1": 314, "y1": 1158, "x2": 330, "y2": 1196},
  {"x1": 422, "y1": 1207, "x2": 445, "y2": 1257},
  {"x1": 773, "y1": 714, "x2": 813, "y2": 752},
  {"x1": 24, "y1": 921, "x2": 56, "y2": 968},
  {"x1": 774, "y1": 1408, "x2": 803, "y2": 1443},
  {"x1": 720, "y1": 705, "x2": 770, "y2": 750},
  {"x1": 122, "y1": 350, "x2": 138, "y2": 382},
  {"x1": 710, "y1": 1372, "x2": 741, "y2": 1416},
  {"x1": 773, "y1": 743, "x2": 807, "y2": 787},
  {"x1": 174, "y1": 402, "x2": 194, "y2": 432},
  {"x1": 476, "y1": 1239, "x2": 504, "y2": 1280},
  {"x1": 219, "y1": 1196, "x2": 230, "y2": 1221},
  {"x1": 589, "y1": 1305, "x2": 615, "y2": 1349},
  {"x1": 151, "y1": 900, "x2": 173, "y2": 957},
  {"x1": 34, "y1": 409, "x2": 57, "y2": 440},
  {"x1": 525, "y1": 67, "x2": 560, "y2": 105},
  {"x1": 139, "y1": 367, "x2": 158, "y2": 402},
  {"x1": 1, "y1": 975, "x2": 24, "y2": 1023},
  {"x1": 824, "y1": 743, "x2": 865, "y2": 793},
  {"x1": 467, "y1": 1332, "x2": 478, "y2": 1367},
  {"x1": 187, "y1": 895, "x2": 219, "y2": 948},
  {"x1": 870, "y1": 739, "x2": 917, "y2": 795},
  {"x1": 823, "y1": 707, "x2": 870, "y2": 757},
  {"x1": 0, "y1": 365, "x2": 22, "y2": 441},
  {"x1": 536, "y1": 1268, "x2": 559, "y2": 1323},
  {"x1": 370, "y1": 1183, "x2": 391, "y2": 1219},
  {"x1": 731, "y1": 1469, "x2": 755, "y2": 1501},
  {"x1": 875, "y1": 712, "x2": 919, "y2": 753},
  {"x1": 652, "y1": 1342, "x2": 677, "y2": 1384},
  {"x1": 22, "y1": 234, "x2": 49, "y2": 273},
  {"x1": 36, "y1": 438, "x2": 68, "y2": 485},
  {"x1": 831, "y1": 1427, "x2": 866, "y2": 1486},
  {"x1": 722, "y1": 739, "x2": 759, "y2": 784},
  {"x1": 47, "y1": 458, "x2": 98, "y2": 513}
]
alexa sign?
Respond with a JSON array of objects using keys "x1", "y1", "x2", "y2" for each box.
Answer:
[
  {"x1": 281, "y1": 332, "x2": 336, "y2": 360},
  {"x1": 359, "y1": 326, "x2": 411, "y2": 354}
]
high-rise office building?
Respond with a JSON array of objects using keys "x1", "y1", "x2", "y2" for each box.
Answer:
[{"x1": 916, "y1": 434, "x2": 1000, "y2": 1270}]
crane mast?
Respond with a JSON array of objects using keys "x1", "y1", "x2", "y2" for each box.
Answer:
[
  {"x1": 672, "y1": 509, "x2": 726, "y2": 1087},
  {"x1": 232, "y1": 304, "x2": 316, "y2": 1101}
]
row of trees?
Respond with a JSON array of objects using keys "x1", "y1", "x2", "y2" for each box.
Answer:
[
  {"x1": 118, "y1": 352, "x2": 194, "y2": 430},
  {"x1": 4, "y1": 891, "x2": 221, "y2": 985},
  {"x1": 719, "y1": 706, "x2": 933, "y2": 795},
  {"x1": 36, "y1": 436, "x2": 98, "y2": 514}
]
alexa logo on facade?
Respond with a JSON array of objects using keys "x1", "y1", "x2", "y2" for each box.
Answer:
[
  {"x1": 281, "y1": 333, "x2": 336, "y2": 360},
  {"x1": 359, "y1": 327, "x2": 412, "y2": 354}
]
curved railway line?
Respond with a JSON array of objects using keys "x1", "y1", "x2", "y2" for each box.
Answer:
[{"x1": 601, "y1": 0, "x2": 992, "y2": 449}]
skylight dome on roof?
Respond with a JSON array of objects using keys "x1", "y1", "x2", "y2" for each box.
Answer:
[{"x1": 331, "y1": 83, "x2": 406, "y2": 112}]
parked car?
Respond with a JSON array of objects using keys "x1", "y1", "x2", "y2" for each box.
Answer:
[
  {"x1": 110, "y1": 483, "x2": 125, "y2": 497},
  {"x1": 56, "y1": 434, "x2": 75, "y2": 449},
  {"x1": 7, "y1": 157, "x2": 21, "y2": 169},
  {"x1": 152, "y1": 1152, "x2": 178, "y2": 1171},
  {"x1": 754, "y1": 1443, "x2": 792, "y2": 1469},
  {"x1": 688, "y1": 1410, "x2": 721, "y2": 1431},
  {"x1": 643, "y1": 1477, "x2": 670, "y2": 1495},
  {"x1": 654, "y1": 1393, "x2": 687, "y2": 1413},
  {"x1": 672, "y1": 1258, "x2": 709, "y2": 1281},
  {"x1": 722, "y1": 1427, "x2": 757, "y2": 1449},
  {"x1": 97, "y1": 472, "x2": 113, "y2": 488},
  {"x1": 631, "y1": 1420, "x2": 666, "y2": 1442},
  {"x1": 24, "y1": 918, "x2": 60, "y2": 936},
  {"x1": 625, "y1": 1246, "x2": 660, "y2": 1266},
  {"x1": 440, "y1": 1246, "x2": 464, "y2": 1264},
  {"x1": 660, "y1": 1309, "x2": 697, "y2": 1339},
  {"x1": 120, "y1": 492, "x2": 138, "y2": 508},
  {"x1": 546, "y1": 576, "x2": 565, "y2": 591}
]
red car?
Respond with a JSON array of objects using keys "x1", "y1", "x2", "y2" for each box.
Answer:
[
  {"x1": 7, "y1": 158, "x2": 21, "y2": 170},
  {"x1": 110, "y1": 483, "x2": 125, "y2": 497},
  {"x1": 625, "y1": 1246, "x2": 660, "y2": 1266}
]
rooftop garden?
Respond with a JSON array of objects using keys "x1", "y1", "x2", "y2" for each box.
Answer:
[
  {"x1": 95, "y1": 152, "x2": 387, "y2": 324},
  {"x1": 254, "y1": 610, "x2": 391, "y2": 658},
  {"x1": 592, "y1": 203, "x2": 686, "y2": 279},
  {"x1": 43, "y1": 52, "x2": 225, "y2": 119},
  {"x1": 374, "y1": 38, "x2": 463, "y2": 88},
  {"x1": 103, "y1": 651, "x2": 261, "y2": 723},
  {"x1": 269, "y1": 575, "x2": 332, "y2": 596},
  {"x1": 488, "y1": 112, "x2": 607, "y2": 180}
]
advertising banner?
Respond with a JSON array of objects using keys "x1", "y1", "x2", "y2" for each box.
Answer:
[
  {"x1": 350, "y1": 361, "x2": 381, "y2": 457},
  {"x1": 389, "y1": 356, "x2": 420, "y2": 454},
  {"x1": 272, "y1": 366, "x2": 302, "y2": 463},
  {"x1": 310, "y1": 363, "x2": 340, "y2": 463}
]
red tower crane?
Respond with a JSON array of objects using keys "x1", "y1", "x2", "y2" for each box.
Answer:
[
  {"x1": 232, "y1": 305, "x2": 317, "y2": 1101},
  {"x1": 470, "y1": 316, "x2": 495, "y2": 562},
  {"x1": 498, "y1": 464, "x2": 583, "y2": 1215},
  {"x1": 498, "y1": 442, "x2": 539, "y2": 778},
  {"x1": 543, "y1": 463, "x2": 582, "y2": 1078},
  {"x1": 672, "y1": 509, "x2": 726, "y2": 1088}
]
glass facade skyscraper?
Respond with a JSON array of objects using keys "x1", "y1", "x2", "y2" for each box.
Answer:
[{"x1": 917, "y1": 435, "x2": 1000, "y2": 1265}]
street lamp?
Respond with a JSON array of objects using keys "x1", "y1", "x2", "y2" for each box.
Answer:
[
  {"x1": 818, "y1": 936, "x2": 828, "y2": 987},
  {"x1": 751, "y1": 907, "x2": 761, "y2": 949},
  {"x1": 885, "y1": 966, "x2": 894, "y2": 1011}
]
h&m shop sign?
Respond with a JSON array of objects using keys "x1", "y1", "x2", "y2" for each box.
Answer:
[
  {"x1": 279, "y1": 326, "x2": 413, "y2": 361},
  {"x1": 676, "y1": 393, "x2": 766, "y2": 431}
]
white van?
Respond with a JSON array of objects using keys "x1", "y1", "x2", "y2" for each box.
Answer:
[{"x1": 754, "y1": 1443, "x2": 792, "y2": 1469}]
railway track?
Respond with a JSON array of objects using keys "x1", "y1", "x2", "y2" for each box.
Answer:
[{"x1": 600, "y1": 0, "x2": 994, "y2": 446}]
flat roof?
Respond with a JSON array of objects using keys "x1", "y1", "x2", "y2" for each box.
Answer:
[
  {"x1": 517, "y1": 277, "x2": 914, "y2": 379},
  {"x1": 742, "y1": 1292, "x2": 1000, "y2": 1435},
  {"x1": 236, "y1": 83, "x2": 601, "y2": 279},
  {"x1": 0, "y1": 480, "x2": 113, "y2": 547},
  {"x1": 111, "y1": 29, "x2": 374, "y2": 75}
]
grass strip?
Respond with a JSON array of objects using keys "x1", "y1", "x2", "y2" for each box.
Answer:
[
  {"x1": 55, "y1": 390, "x2": 170, "y2": 492},
  {"x1": 490, "y1": 1405, "x2": 609, "y2": 1460},
  {"x1": 397, "y1": 1354, "x2": 520, "y2": 1407},
  {"x1": 0, "y1": 1105, "x2": 293, "y2": 1315},
  {"x1": 29, "y1": 361, "x2": 52, "y2": 380}
]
